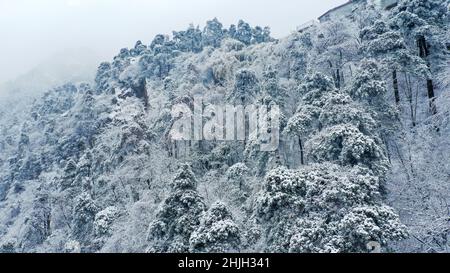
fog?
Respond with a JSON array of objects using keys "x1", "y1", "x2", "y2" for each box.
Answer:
[{"x1": 0, "y1": 0, "x2": 347, "y2": 87}]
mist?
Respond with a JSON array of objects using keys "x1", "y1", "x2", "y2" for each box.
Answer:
[{"x1": 0, "y1": 0, "x2": 347, "y2": 89}]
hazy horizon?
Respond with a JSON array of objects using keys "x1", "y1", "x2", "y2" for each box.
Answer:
[{"x1": 0, "y1": 0, "x2": 347, "y2": 87}]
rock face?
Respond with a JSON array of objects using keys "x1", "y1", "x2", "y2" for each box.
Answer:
[{"x1": 0, "y1": 2, "x2": 449, "y2": 253}]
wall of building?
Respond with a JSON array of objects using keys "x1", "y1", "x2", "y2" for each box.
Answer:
[
  {"x1": 318, "y1": 0, "x2": 398, "y2": 22},
  {"x1": 376, "y1": 0, "x2": 398, "y2": 9},
  {"x1": 319, "y1": 1, "x2": 360, "y2": 22}
]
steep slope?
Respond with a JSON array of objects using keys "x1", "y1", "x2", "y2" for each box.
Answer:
[{"x1": 0, "y1": 1, "x2": 449, "y2": 253}]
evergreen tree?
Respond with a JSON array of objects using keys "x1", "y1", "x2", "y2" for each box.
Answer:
[
  {"x1": 173, "y1": 24, "x2": 203, "y2": 53},
  {"x1": 95, "y1": 62, "x2": 112, "y2": 93},
  {"x1": 390, "y1": 0, "x2": 448, "y2": 115},
  {"x1": 22, "y1": 190, "x2": 52, "y2": 250},
  {"x1": 202, "y1": 18, "x2": 225, "y2": 48},
  {"x1": 360, "y1": 20, "x2": 429, "y2": 106},
  {"x1": 348, "y1": 60, "x2": 400, "y2": 132},
  {"x1": 287, "y1": 72, "x2": 389, "y2": 177},
  {"x1": 190, "y1": 202, "x2": 241, "y2": 253},
  {"x1": 255, "y1": 165, "x2": 407, "y2": 253},
  {"x1": 229, "y1": 69, "x2": 260, "y2": 104},
  {"x1": 234, "y1": 20, "x2": 253, "y2": 45},
  {"x1": 285, "y1": 73, "x2": 337, "y2": 165},
  {"x1": 262, "y1": 66, "x2": 287, "y2": 106},
  {"x1": 71, "y1": 192, "x2": 99, "y2": 247},
  {"x1": 147, "y1": 165, "x2": 206, "y2": 253},
  {"x1": 252, "y1": 26, "x2": 272, "y2": 44}
]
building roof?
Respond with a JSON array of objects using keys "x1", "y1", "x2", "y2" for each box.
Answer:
[
  {"x1": 297, "y1": 20, "x2": 317, "y2": 32},
  {"x1": 318, "y1": 0, "x2": 355, "y2": 21}
]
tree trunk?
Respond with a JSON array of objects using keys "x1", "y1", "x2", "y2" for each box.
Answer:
[
  {"x1": 404, "y1": 73, "x2": 417, "y2": 127},
  {"x1": 393, "y1": 70, "x2": 400, "y2": 105},
  {"x1": 174, "y1": 141, "x2": 178, "y2": 159},
  {"x1": 418, "y1": 36, "x2": 437, "y2": 115},
  {"x1": 327, "y1": 60, "x2": 340, "y2": 89},
  {"x1": 298, "y1": 137, "x2": 305, "y2": 165},
  {"x1": 427, "y1": 79, "x2": 437, "y2": 115},
  {"x1": 336, "y1": 68, "x2": 341, "y2": 89}
]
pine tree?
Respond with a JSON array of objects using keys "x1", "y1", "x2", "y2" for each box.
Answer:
[
  {"x1": 255, "y1": 165, "x2": 407, "y2": 253},
  {"x1": 190, "y1": 202, "x2": 241, "y2": 253},
  {"x1": 71, "y1": 192, "x2": 99, "y2": 247},
  {"x1": 22, "y1": 190, "x2": 52, "y2": 250},
  {"x1": 94, "y1": 206, "x2": 121, "y2": 237},
  {"x1": 360, "y1": 20, "x2": 429, "y2": 106},
  {"x1": 60, "y1": 159, "x2": 78, "y2": 190},
  {"x1": 348, "y1": 60, "x2": 400, "y2": 132},
  {"x1": 173, "y1": 24, "x2": 203, "y2": 53},
  {"x1": 390, "y1": 0, "x2": 448, "y2": 115},
  {"x1": 251, "y1": 26, "x2": 272, "y2": 44},
  {"x1": 147, "y1": 165, "x2": 206, "y2": 253},
  {"x1": 95, "y1": 62, "x2": 112, "y2": 93},
  {"x1": 202, "y1": 18, "x2": 225, "y2": 48},
  {"x1": 234, "y1": 20, "x2": 253, "y2": 45},
  {"x1": 287, "y1": 72, "x2": 389, "y2": 177},
  {"x1": 229, "y1": 69, "x2": 260, "y2": 104},
  {"x1": 348, "y1": 59, "x2": 388, "y2": 105},
  {"x1": 285, "y1": 73, "x2": 337, "y2": 165}
]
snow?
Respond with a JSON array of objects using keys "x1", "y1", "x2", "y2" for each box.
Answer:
[{"x1": 0, "y1": 1, "x2": 449, "y2": 253}]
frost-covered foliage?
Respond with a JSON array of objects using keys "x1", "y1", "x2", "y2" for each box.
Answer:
[
  {"x1": 190, "y1": 202, "x2": 241, "y2": 253},
  {"x1": 286, "y1": 73, "x2": 389, "y2": 177},
  {"x1": 147, "y1": 165, "x2": 206, "y2": 253},
  {"x1": 94, "y1": 206, "x2": 121, "y2": 236},
  {"x1": 390, "y1": 0, "x2": 448, "y2": 115},
  {"x1": 229, "y1": 69, "x2": 260, "y2": 104},
  {"x1": 348, "y1": 59, "x2": 388, "y2": 102},
  {"x1": 360, "y1": 20, "x2": 429, "y2": 78},
  {"x1": 0, "y1": 9, "x2": 449, "y2": 253},
  {"x1": 254, "y1": 165, "x2": 407, "y2": 253},
  {"x1": 310, "y1": 17, "x2": 359, "y2": 89}
]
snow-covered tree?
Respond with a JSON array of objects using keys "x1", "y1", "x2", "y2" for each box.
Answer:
[
  {"x1": 22, "y1": 191, "x2": 52, "y2": 250},
  {"x1": 202, "y1": 18, "x2": 225, "y2": 48},
  {"x1": 287, "y1": 72, "x2": 389, "y2": 176},
  {"x1": 1, "y1": 12, "x2": 448, "y2": 254},
  {"x1": 71, "y1": 192, "x2": 99, "y2": 247},
  {"x1": 312, "y1": 18, "x2": 359, "y2": 89},
  {"x1": 190, "y1": 202, "x2": 241, "y2": 253},
  {"x1": 130, "y1": 40, "x2": 148, "y2": 57},
  {"x1": 306, "y1": 124, "x2": 388, "y2": 177},
  {"x1": 360, "y1": 20, "x2": 429, "y2": 107},
  {"x1": 234, "y1": 20, "x2": 253, "y2": 45},
  {"x1": 347, "y1": 59, "x2": 387, "y2": 105},
  {"x1": 390, "y1": 0, "x2": 448, "y2": 115},
  {"x1": 254, "y1": 165, "x2": 407, "y2": 253},
  {"x1": 95, "y1": 62, "x2": 112, "y2": 93},
  {"x1": 285, "y1": 73, "x2": 337, "y2": 164},
  {"x1": 251, "y1": 26, "x2": 272, "y2": 44},
  {"x1": 173, "y1": 24, "x2": 203, "y2": 53},
  {"x1": 94, "y1": 206, "x2": 121, "y2": 237},
  {"x1": 226, "y1": 163, "x2": 250, "y2": 191},
  {"x1": 229, "y1": 69, "x2": 260, "y2": 104},
  {"x1": 262, "y1": 66, "x2": 287, "y2": 106},
  {"x1": 147, "y1": 165, "x2": 206, "y2": 253},
  {"x1": 347, "y1": 60, "x2": 400, "y2": 133}
]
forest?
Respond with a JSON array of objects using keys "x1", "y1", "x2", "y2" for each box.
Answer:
[{"x1": 0, "y1": 0, "x2": 449, "y2": 253}]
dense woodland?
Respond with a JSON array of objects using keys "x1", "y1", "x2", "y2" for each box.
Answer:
[{"x1": 0, "y1": 0, "x2": 449, "y2": 253}]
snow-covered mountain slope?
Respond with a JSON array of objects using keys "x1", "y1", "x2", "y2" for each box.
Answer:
[
  {"x1": 0, "y1": 48, "x2": 102, "y2": 98},
  {"x1": 0, "y1": 1, "x2": 449, "y2": 253}
]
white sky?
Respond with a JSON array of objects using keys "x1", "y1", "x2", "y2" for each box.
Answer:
[{"x1": 0, "y1": 0, "x2": 347, "y2": 85}]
